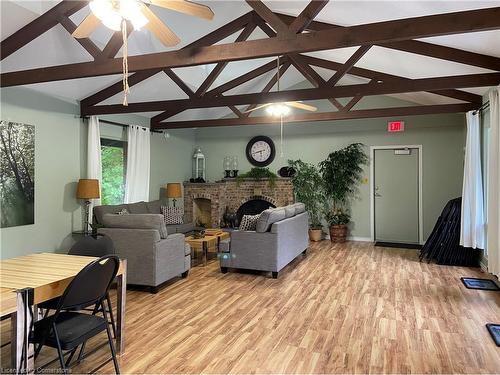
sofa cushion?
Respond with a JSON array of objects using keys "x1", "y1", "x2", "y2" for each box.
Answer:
[
  {"x1": 146, "y1": 200, "x2": 162, "y2": 214},
  {"x1": 240, "y1": 214, "x2": 260, "y2": 231},
  {"x1": 293, "y1": 202, "x2": 306, "y2": 214},
  {"x1": 93, "y1": 204, "x2": 128, "y2": 224},
  {"x1": 101, "y1": 214, "x2": 168, "y2": 239},
  {"x1": 126, "y1": 201, "x2": 149, "y2": 214},
  {"x1": 256, "y1": 208, "x2": 286, "y2": 233},
  {"x1": 284, "y1": 205, "x2": 296, "y2": 218}
]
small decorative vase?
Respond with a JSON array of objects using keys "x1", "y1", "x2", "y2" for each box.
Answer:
[
  {"x1": 308, "y1": 229, "x2": 322, "y2": 242},
  {"x1": 329, "y1": 225, "x2": 347, "y2": 243}
]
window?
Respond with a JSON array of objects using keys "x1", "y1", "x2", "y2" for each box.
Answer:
[{"x1": 101, "y1": 138, "x2": 127, "y2": 205}]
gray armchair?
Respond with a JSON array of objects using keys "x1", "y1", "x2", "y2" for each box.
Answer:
[{"x1": 98, "y1": 213, "x2": 190, "y2": 293}]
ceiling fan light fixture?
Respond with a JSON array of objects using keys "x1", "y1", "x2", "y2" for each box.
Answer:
[
  {"x1": 266, "y1": 103, "x2": 290, "y2": 117},
  {"x1": 120, "y1": 0, "x2": 149, "y2": 30}
]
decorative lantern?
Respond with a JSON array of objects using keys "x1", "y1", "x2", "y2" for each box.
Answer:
[
  {"x1": 192, "y1": 147, "x2": 206, "y2": 182},
  {"x1": 231, "y1": 156, "x2": 239, "y2": 178},
  {"x1": 223, "y1": 156, "x2": 231, "y2": 178}
]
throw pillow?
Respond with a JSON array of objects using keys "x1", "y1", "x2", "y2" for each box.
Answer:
[
  {"x1": 161, "y1": 206, "x2": 184, "y2": 225},
  {"x1": 116, "y1": 208, "x2": 129, "y2": 215},
  {"x1": 239, "y1": 214, "x2": 260, "y2": 231}
]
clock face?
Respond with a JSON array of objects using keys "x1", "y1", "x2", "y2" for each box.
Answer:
[
  {"x1": 250, "y1": 141, "x2": 272, "y2": 162},
  {"x1": 246, "y1": 136, "x2": 275, "y2": 167}
]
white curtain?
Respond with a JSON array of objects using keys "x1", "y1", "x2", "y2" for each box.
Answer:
[
  {"x1": 124, "y1": 125, "x2": 150, "y2": 203},
  {"x1": 487, "y1": 86, "x2": 500, "y2": 276},
  {"x1": 460, "y1": 111, "x2": 485, "y2": 249},
  {"x1": 87, "y1": 116, "x2": 102, "y2": 222}
]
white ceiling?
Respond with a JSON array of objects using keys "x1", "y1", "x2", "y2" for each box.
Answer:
[{"x1": 1, "y1": 0, "x2": 499, "y2": 121}]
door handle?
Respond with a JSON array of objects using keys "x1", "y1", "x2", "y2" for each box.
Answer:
[{"x1": 374, "y1": 192, "x2": 382, "y2": 197}]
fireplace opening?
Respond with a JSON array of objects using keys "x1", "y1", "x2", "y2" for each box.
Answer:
[
  {"x1": 236, "y1": 199, "x2": 276, "y2": 224},
  {"x1": 193, "y1": 198, "x2": 211, "y2": 227}
]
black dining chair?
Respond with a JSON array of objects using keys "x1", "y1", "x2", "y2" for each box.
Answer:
[
  {"x1": 32, "y1": 255, "x2": 121, "y2": 374},
  {"x1": 39, "y1": 234, "x2": 117, "y2": 337}
]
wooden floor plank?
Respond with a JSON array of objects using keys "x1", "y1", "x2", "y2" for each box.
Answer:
[{"x1": 1, "y1": 241, "x2": 499, "y2": 373}]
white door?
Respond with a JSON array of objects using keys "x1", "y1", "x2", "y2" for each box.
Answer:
[{"x1": 374, "y1": 148, "x2": 420, "y2": 244}]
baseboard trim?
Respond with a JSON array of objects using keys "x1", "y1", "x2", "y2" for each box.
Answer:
[{"x1": 324, "y1": 234, "x2": 372, "y2": 242}]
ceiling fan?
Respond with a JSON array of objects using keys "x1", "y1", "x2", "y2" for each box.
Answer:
[
  {"x1": 244, "y1": 56, "x2": 317, "y2": 116},
  {"x1": 73, "y1": 0, "x2": 214, "y2": 47},
  {"x1": 72, "y1": 0, "x2": 214, "y2": 105}
]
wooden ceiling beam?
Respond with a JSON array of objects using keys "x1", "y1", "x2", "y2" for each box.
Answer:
[
  {"x1": 276, "y1": 12, "x2": 500, "y2": 71},
  {"x1": 152, "y1": 103, "x2": 477, "y2": 129},
  {"x1": 80, "y1": 12, "x2": 254, "y2": 109},
  {"x1": 207, "y1": 57, "x2": 286, "y2": 96},
  {"x1": 300, "y1": 54, "x2": 483, "y2": 104},
  {"x1": 0, "y1": 0, "x2": 87, "y2": 60},
  {"x1": 155, "y1": 22, "x2": 257, "y2": 121},
  {"x1": 252, "y1": 1, "x2": 342, "y2": 111},
  {"x1": 84, "y1": 72, "x2": 497, "y2": 115},
  {"x1": 288, "y1": 54, "x2": 344, "y2": 110},
  {"x1": 245, "y1": 1, "x2": 289, "y2": 34},
  {"x1": 288, "y1": 0, "x2": 329, "y2": 34},
  {"x1": 326, "y1": 45, "x2": 373, "y2": 86},
  {"x1": 58, "y1": 15, "x2": 102, "y2": 60},
  {"x1": 242, "y1": 59, "x2": 291, "y2": 115},
  {"x1": 4, "y1": 7, "x2": 500, "y2": 86},
  {"x1": 163, "y1": 69, "x2": 194, "y2": 97}
]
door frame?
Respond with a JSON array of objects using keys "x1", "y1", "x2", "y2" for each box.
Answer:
[{"x1": 370, "y1": 145, "x2": 423, "y2": 245}]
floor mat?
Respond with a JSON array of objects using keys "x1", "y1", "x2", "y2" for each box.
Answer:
[
  {"x1": 486, "y1": 324, "x2": 500, "y2": 347},
  {"x1": 461, "y1": 277, "x2": 500, "y2": 291}
]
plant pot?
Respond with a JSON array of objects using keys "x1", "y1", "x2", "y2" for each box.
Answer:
[
  {"x1": 329, "y1": 225, "x2": 347, "y2": 243},
  {"x1": 308, "y1": 228, "x2": 322, "y2": 242}
]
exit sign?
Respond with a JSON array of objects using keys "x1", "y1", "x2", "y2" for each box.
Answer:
[{"x1": 388, "y1": 121, "x2": 405, "y2": 132}]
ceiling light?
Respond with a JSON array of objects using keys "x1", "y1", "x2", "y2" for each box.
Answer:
[{"x1": 266, "y1": 103, "x2": 290, "y2": 117}]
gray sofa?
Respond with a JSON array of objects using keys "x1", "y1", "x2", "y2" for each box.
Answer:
[
  {"x1": 94, "y1": 201, "x2": 191, "y2": 293},
  {"x1": 220, "y1": 203, "x2": 308, "y2": 278},
  {"x1": 93, "y1": 200, "x2": 195, "y2": 234}
]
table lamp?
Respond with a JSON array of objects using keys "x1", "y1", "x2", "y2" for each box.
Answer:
[
  {"x1": 76, "y1": 179, "x2": 100, "y2": 234},
  {"x1": 166, "y1": 183, "x2": 182, "y2": 207}
]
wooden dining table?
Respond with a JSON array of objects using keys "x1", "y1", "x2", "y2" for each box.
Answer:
[{"x1": 0, "y1": 252, "x2": 127, "y2": 374}]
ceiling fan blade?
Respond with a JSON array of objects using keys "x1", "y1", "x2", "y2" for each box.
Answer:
[
  {"x1": 72, "y1": 13, "x2": 101, "y2": 38},
  {"x1": 150, "y1": 0, "x2": 214, "y2": 20},
  {"x1": 243, "y1": 103, "x2": 273, "y2": 113},
  {"x1": 140, "y1": 4, "x2": 181, "y2": 47},
  {"x1": 285, "y1": 101, "x2": 318, "y2": 112}
]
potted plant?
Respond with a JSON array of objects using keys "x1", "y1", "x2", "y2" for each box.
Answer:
[
  {"x1": 319, "y1": 143, "x2": 368, "y2": 242},
  {"x1": 324, "y1": 208, "x2": 350, "y2": 242},
  {"x1": 288, "y1": 159, "x2": 325, "y2": 241}
]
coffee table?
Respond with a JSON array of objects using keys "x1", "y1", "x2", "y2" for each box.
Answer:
[{"x1": 185, "y1": 230, "x2": 230, "y2": 266}]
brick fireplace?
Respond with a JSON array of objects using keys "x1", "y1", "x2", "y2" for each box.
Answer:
[{"x1": 184, "y1": 178, "x2": 294, "y2": 227}]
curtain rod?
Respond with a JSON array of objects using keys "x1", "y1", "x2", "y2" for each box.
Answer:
[
  {"x1": 473, "y1": 101, "x2": 490, "y2": 115},
  {"x1": 81, "y1": 116, "x2": 162, "y2": 133}
]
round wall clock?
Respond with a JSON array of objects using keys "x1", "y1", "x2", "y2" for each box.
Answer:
[{"x1": 246, "y1": 136, "x2": 275, "y2": 167}]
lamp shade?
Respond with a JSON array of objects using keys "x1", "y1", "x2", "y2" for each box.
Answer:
[
  {"x1": 76, "y1": 179, "x2": 100, "y2": 199},
  {"x1": 166, "y1": 183, "x2": 182, "y2": 198}
]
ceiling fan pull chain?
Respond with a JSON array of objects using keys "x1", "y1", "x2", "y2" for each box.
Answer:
[{"x1": 122, "y1": 19, "x2": 130, "y2": 106}]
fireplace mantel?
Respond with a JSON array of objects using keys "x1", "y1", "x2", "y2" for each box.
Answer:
[{"x1": 184, "y1": 178, "x2": 294, "y2": 227}]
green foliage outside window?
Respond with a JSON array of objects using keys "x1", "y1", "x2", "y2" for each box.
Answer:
[{"x1": 101, "y1": 140, "x2": 125, "y2": 205}]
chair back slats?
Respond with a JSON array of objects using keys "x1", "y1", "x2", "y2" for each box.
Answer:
[
  {"x1": 68, "y1": 234, "x2": 115, "y2": 257},
  {"x1": 56, "y1": 255, "x2": 119, "y2": 312}
]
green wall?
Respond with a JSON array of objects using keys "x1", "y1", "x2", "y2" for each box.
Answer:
[
  {"x1": 194, "y1": 96, "x2": 466, "y2": 240},
  {"x1": 0, "y1": 87, "x2": 195, "y2": 259}
]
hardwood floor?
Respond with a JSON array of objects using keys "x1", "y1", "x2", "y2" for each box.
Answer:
[{"x1": 2, "y1": 241, "x2": 500, "y2": 373}]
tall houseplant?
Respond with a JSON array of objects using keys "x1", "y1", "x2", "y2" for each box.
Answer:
[
  {"x1": 319, "y1": 143, "x2": 368, "y2": 242},
  {"x1": 288, "y1": 159, "x2": 325, "y2": 241}
]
